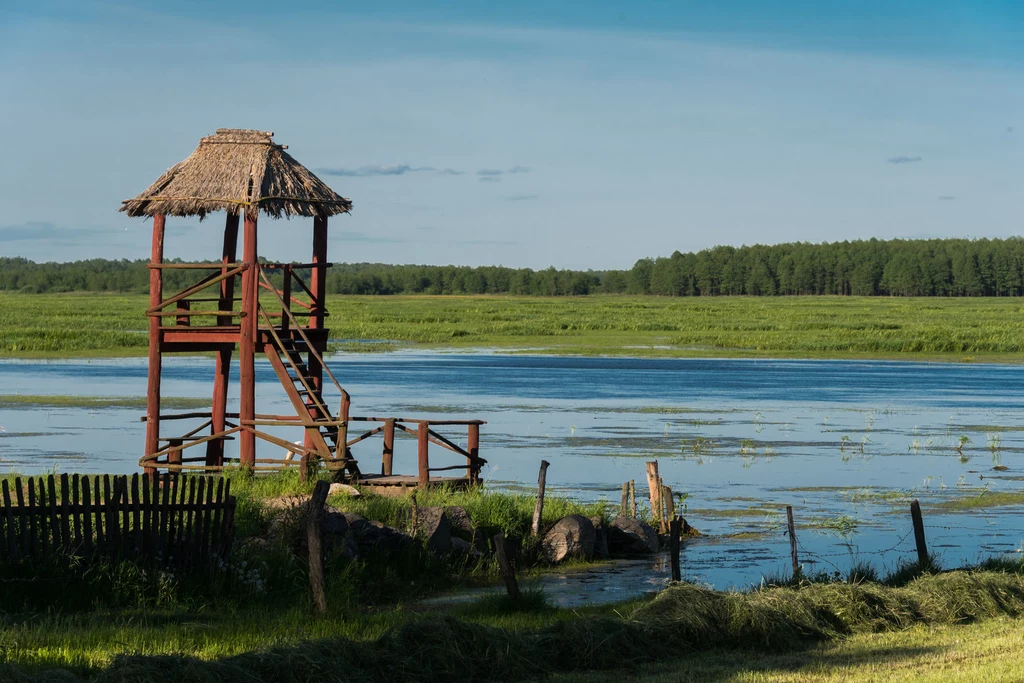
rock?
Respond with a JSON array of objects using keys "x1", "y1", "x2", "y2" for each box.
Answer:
[
  {"x1": 472, "y1": 528, "x2": 489, "y2": 554},
  {"x1": 321, "y1": 511, "x2": 358, "y2": 559},
  {"x1": 341, "y1": 512, "x2": 370, "y2": 533},
  {"x1": 608, "y1": 515, "x2": 659, "y2": 556},
  {"x1": 357, "y1": 522, "x2": 414, "y2": 554},
  {"x1": 264, "y1": 495, "x2": 310, "y2": 511},
  {"x1": 445, "y1": 506, "x2": 474, "y2": 542},
  {"x1": 415, "y1": 506, "x2": 452, "y2": 554},
  {"x1": 590, "y1": 516, "x2": 610, "y2": 559},
  {"x1": 541, "y1": 515, "x2": 596, "y2": 563},
  {"x1": 328, "y1": 483, "x2": 362, "y2": 498},
  {"x1": 450, "y1": 537, "x2": 473, "y2": 554}
]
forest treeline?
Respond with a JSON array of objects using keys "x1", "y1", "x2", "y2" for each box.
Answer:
[{"x1": 3, "y1": 237, "x2": 1024, "y2": 296}]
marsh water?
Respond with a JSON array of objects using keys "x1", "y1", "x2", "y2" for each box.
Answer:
[{"x1": 3, "y1": 352, "x2": 1024, "y2": 598}]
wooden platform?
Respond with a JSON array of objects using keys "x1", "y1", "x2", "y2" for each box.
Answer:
[{"x1": 355, "y1": 474, "x2": 477, "y2": 496}]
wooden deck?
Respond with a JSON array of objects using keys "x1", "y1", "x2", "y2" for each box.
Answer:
[{"x1": 355, "y1": 474, "x2": 477, "y2": 495}]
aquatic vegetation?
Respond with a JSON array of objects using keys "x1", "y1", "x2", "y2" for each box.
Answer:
[
  {"x1": 807, "y1": 516, "x2": 860, "y2": 537},
  {"x1": 0, "y1": 394, "x2": 210, "y2": 410}
]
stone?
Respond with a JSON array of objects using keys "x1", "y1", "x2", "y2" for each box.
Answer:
[
  {"x1": 415, "y1": 506, "x2": 452, "y2": 554},
  {"x1": 450, "y1": 537, "x2": 473, "y2": 554},
  {"x1": 445, "y1": 506, "x2": 474, "y2": 541},
  {"x1": 608, "y1": 515, "x2": 659, "y2": 556},
  {"x1": 591, "y1": 516, "x2": 610, "y2": 559},
  {"x1": 328, "y1": 483, "x2": 362, "y2": 498},
  {"x1": 341, "y1": 511, "x2": 370, "y2": 533},
  {"x1": 321, "y1": 511, "x2": 358, "y2": 559},
  {"x1": 541, "y1": 515, "x2": 596, "y2": 563}
]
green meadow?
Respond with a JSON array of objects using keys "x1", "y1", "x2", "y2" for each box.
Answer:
[{"x1": 2, "y1": 293, "x2": 1024, "y2": 361}]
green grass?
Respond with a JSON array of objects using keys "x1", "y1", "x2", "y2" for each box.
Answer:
[
  {"x1": 5, "y1": 569, "x2": 1024, "y2": 681},
  {"x1": 5, "y1": 293, "x2": 1024, "y2": 360},
  {"x1": 929, "y1": 489, "x2": 1024, "y2": 512},
  {"x1": 0, "y1": 395, "x2": 211, "y2": 410}
]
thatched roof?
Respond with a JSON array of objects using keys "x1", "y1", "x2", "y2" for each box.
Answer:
[{"x1": 120, "y1": 129, "x2": 352, "y2": 219}]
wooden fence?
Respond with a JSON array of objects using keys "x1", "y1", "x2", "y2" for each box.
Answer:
[{"x1": 0, "y1": 473, "x2": 235, "y2": 570}]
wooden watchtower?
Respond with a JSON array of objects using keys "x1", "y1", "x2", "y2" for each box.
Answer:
[{"x1": 121, "y1": 129, "x2": 485, "y2": 488}]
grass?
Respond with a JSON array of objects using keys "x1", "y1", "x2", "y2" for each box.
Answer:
[
  {"x1": 6, "y1": 293, "x2": 1024, "y2": 360},
  {"x1": 3, "y1": 470, "x2": 1024, "y2": 680},
  {"x1": 929, "y1": 489, "x2": 1024, "y2": 512},
  {"x1": 552, "y1": 617, "x2": 1024, "y2": 682},
  {"x1": 0, "y1": 395, "x2": 211, "y2": 410},
  {"x1": 5, "y1": 569, "x2": 1024, "y2": 681}
]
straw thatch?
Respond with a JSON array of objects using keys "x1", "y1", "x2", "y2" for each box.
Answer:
[{"x1": 120, "y1": 129, "x2": 352, "y2": 220}]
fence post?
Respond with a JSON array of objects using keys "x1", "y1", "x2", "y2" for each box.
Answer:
[
  {"x1": 493, "y1": 532, "x2": 520, "y2": 600},
  {"x1": 669, "y1": 516, "x2": 681, "y2": 582},
  {"x1": 620, "y1": 482, "x2": 629, "y2": 516},
  {"x1": 910, "y1": 499, "x2": 928, "y2": 567},
  {"x1": 417, "y1": 422, "x2": 430, "y2": 487},
  {"x1": 306, "y1": 480, "x2": 330, "y2": 615},
  {"x1": 629, "y1": 480, "x2": 637, "y2": 518},
  {"x1": 786, "y1": 505, "x2": 799, "y2": 578},
  {"x1": 645, "y1": 461, "x2": 661, "y2": 528},
  {"x1": 467, "y1": 422, "x2": 480, "y2": 483},
  {"x1": 662, "y1": 485, "x2": 675, "y2": 532},
  {"x1": 382, "y1": 418, "x2": 395, "y2": 476},
  {"x1": 531, "y1": 460, "x2": 550, "y2": 536}
]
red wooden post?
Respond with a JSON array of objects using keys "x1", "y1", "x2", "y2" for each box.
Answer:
[
  {"x1": 280, "y1": 265, "x2": 291, "y2": 333},
  {"x1": 467, "y1": 422, "x2": 480, "y2": 482},
  {"x1": 175, "y1": 300, "x2": 191, "y2": 327},
  {"x1": 207, "y1": 212, "x2": 239, "y2": 468},
  {"x1": 417, "y1": 421, "x2": 429, "y2": 487},
  {"x1": 238, "y1": 213, "x2": 258, "y2": 472},
  {"x1": 304, "y1": 216, "x2": 328, "y2": 453},
  {"x1": 382, "y1": 418, "x2": 395, "y2": 475},
  {"x1": 144, "y1": 214, "x2": 165, "y2": 478},
  {"x1": 310, "y1": 215, "x2": 328, "y2": 331}
]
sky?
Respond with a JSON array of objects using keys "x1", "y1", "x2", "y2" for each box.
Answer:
[{"x1": 1, "y1": 1, "x2": 1022, "y2": 269}]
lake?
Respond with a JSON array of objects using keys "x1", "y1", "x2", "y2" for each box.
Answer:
[{"x1": 2, "y1": 352, "x2": 1023, "y2": 592}]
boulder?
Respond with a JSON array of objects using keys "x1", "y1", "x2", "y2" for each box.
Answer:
[
  {"x1": 341, "y1": 511, "x2": 371, "y2": 533},
  {"x1": 541, "y1": 515, "x2": 596, "y2": 563},
  {"x1": 328, "y1": 483, "x2": 362, "y2": 498},
  {"x1": 321, "y1": 511, "x2": 359, "y2": 559},
  {"x1": 450, "y1": 537, "x2": 474, "y2": 554},
  {"x1": 358, "y1": 520, "x2": 414, "y2": 553},
  {"x1": 590, "y1": 516, "x2": 610, "y2": 559},
  {"x1": 415, "y1": 506, "x2": 452, "y2": 554},
  {"x1": 445, "y1": 506, "x2": 474, "y2": 542},
  {"x1": 608, "y1": 515, "x2": 659, "y2": 556}
]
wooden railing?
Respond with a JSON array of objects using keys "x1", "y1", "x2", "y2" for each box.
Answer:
[
  {"x1": 0, "y1": 473, "x2": 235, "y2": 569},
  {"x1": 346, "y1": 417, "x2": 487, "y2": 485}
]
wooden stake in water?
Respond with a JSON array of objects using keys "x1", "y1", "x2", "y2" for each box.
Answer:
[
  {"x1": 786, "y1": 505, "x2": 799, "y2": 578},
  {"x1": 645, "y1": 461, "x2": 661, "y2": 528},
  {"x1": 493, "y1": 532, "x2": 520, "y2": 600},
  {"x1": 910, "y1": 499, "x2": 928, "y2": 568},
  {"x1": 629, "y1": 480, "x2": 637, "y2": 518},
  {"x1": 531, "y1": 460, "x2": 550, "y2": 536},
  {"x1": 620, "y1": 482, "x2": 629, "y2": 516},
  {"x1": 669, "y1": 516, "x2": 682, "y2": 582},
  {"x1": 662, "y1": 485, "x2": 675, "y2": 533}
]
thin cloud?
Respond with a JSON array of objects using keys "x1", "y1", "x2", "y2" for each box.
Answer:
[
  {"x1": 887, "y1": 156, "x2": 923, "y2": 164},
  {"x1": 505, "y1": 194, "x2": 539, "y2": 201},
  {"x1": 437, "y1": 168, "x2": 465, "y2": 175},
  {"x1": 318, "y1": 164, "x2": 435, "y2": 177},
  {"x1": 476, "y1": 166, "x2": 532, "y2": 177},
  {"x1": 938, "y1": 195, "x2": 956, "y2": 201},
  {"x1": 478, "y1": 176, "x2": 501, "y2": 183}
]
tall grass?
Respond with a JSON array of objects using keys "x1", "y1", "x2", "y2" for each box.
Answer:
[{"x1": 5, "y1": 293, "x2": 1024, "y2": 358}]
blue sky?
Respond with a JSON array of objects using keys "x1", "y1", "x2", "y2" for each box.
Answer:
[{"x1": 1, "y1": 1, "x2": 1021, "y2": 268}]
